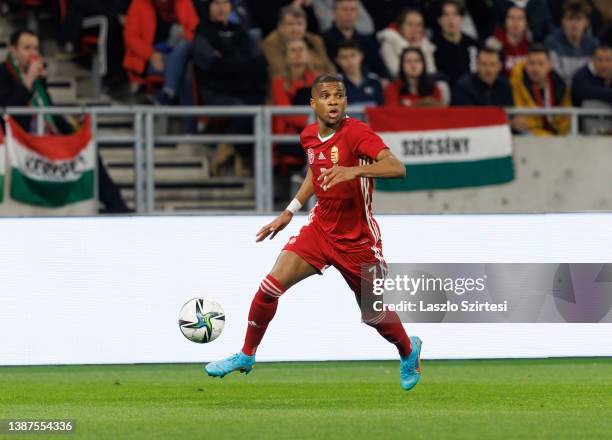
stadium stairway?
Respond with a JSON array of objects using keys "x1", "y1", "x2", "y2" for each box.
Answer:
[{"x1": 1, "y1": 13, "x2": 255, "y2": 212}]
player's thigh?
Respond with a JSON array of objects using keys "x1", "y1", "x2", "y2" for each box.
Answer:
[{"x1": 268, "y1": 250, "x2": 319, "y2": 289}]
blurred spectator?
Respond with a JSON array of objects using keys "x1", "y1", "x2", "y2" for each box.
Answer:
[
  {"x1": 487, "y1": 5, "x2": 529, "y2": 75},
  {"x1": 510, "y1": 44, "x2": 571, "y2": 136},
  {"x1": 312, "y1": 0, "x2": 375, "y2": 35},
  {"x1": 60, "y1": 0, "x2": 127, "y2": 93},
  {"x1": 261, "y1": 5, "x2": 336, "y2": 78},
  {"x1": 246, "y1": 0, "x2": 320, "y2": 37},
  {"x1": 494, "y1": 0, "x2": 554, "y2": 42},
  {"x1": 378, "y1": 8, "x2": 436, "y2": 78},
  {"x1": 271, "y1": 39, "x2": 317, "y2": 135},
  {"x1": 452, "y1": 47, "x2": 514, "y2": 106},
  {"x1": 549, "y1": 0, "x2": 604, "y2": 38},
  {"x1": 0, "y1": 29, "x2": 129, "y2": 212},
  {"x1": 123, "y1": 0, "x2": 199, "y2": 104},
  {"x1": 193, "y1": 0, "x2": 268, "y2": 176},
  {"x1": 271, "y1": 38, "x2": 316, "y2": 167},
  {"x1": 335, "y1": 39, "x2": 383, "y2": 106},
  {"x1": 571, "y1": 45, "x2": 612, "y2": 106},
  {"x1": 193, "y1": 0, "x2": 252, "y2": 28},
  {"x1": 545, "y1": 0, "x2": 599, "y2": 85},
  {"x1": 323, "y1": 0, "x2": 390, "y2": 79},
  {"x1": 433, "y1": 0, "x2": 480, "y2": 86},
  {"x1": 384, "y1": 47, "x2": 444, "y2": 107}
]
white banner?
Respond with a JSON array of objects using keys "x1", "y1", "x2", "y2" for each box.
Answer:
[{"x1": 1, "y1": 214, "x2": 611, "y2": 365}]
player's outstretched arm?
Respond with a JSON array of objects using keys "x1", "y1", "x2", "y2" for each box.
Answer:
[
  {"x1": 256, "y1": 168, "x2": 315, "y2": 242},
  {"x1": 319, "y1": 149, "x2": 405, "y2": 190}
]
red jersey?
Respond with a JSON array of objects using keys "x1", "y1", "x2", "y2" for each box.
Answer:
[{"x1": 300, "y1": 117, "x2": 388, "y2": 251}]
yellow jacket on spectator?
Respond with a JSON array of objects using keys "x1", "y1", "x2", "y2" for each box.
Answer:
[{"x1": 510, "y1": 60, "x2": 572, "y2": 136}]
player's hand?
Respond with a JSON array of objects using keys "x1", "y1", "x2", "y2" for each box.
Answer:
[
  {"x1": 318, "y1": 166, "x2": 359, "y2": 191},
  {"x1": 256, "y1": 210, "x2": 293, "y2": 242}
]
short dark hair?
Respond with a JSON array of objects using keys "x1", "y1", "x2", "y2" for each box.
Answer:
[
  {"x1": 594, "y1": 44, "x2": 612, "y2": 54},
  {"x1": 311, "y1": 73, "x2": 344, "y2": 96},
  {"x1": 438, "y1": 0, "x2": 465, "y2": 17},
  {"x1": 562, "y1": 0, "x2": 591, "y2": 19},
  {"x1": 478, "y1": 46, "x2": 502, "y2": 61},
  {"x1": 335, "y1": 39, "x2": 362, "y2": 56},
  {"x1": 10, "y1": 29, "x2": 38, "y2": 46},
  {"x1": 278, "y1": 5, "x2": 306, "y2": 24},
  {"x1": 527, "y1": 43, "x2": 549, "y2": 57},
  {"x1": 395, "y1": 8, "x2": 423, "y2": 28}
]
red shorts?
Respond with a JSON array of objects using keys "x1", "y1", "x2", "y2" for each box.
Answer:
[{"x1": 283, "y1": 221, "x2": 387, "y2": 297}]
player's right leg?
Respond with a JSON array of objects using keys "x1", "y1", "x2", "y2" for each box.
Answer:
[{"x1": 204, "y1": 251, "x2": 319, "y2": 378}]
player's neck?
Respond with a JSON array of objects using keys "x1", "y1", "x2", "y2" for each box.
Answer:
[{"x1": 317, "y1": 119, "x2": 342, "y2": 138}]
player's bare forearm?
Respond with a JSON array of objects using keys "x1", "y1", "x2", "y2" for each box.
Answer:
[
  {"x1": 293, "y1": 167, "x2": 315, "y2": 205},
  {"x1": 256, "y1": 169, "x2": 314, "y2": 242},
  {"x1": 355, "y1": 149, "x2": 405, "y2": 179},
  {"x1": 319, "y1": 149, "x2": 405, "y2": 190}
]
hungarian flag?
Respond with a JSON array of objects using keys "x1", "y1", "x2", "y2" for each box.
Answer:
[
  {"x1": 366, "y1": 107, "x2": 515, "y2": 191},
  {"x1": 6, "y1": 116, "x2": 95, "y2": 207},
  {"x1": 0, "y1": 125, "x2": 5, "y2": 203}
]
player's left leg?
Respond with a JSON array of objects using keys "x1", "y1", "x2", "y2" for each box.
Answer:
[{"x1": 335, "y1": 249, "x2": 422, "y2": 391}]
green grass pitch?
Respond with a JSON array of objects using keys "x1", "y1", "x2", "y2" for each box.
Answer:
[{"x1": 1, "y1": 358, "x2": 611, "y2": 439}]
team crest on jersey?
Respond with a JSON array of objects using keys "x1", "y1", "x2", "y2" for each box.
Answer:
[
  {"x1": 307, "y1": 148, "x2": 314, "y2": 164},
  {"x1": 331, "y1": 145, "x2": 339, "y2": 164}
]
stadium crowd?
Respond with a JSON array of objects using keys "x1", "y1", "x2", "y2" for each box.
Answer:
[{"x1": 1, "y1": 0, "x2": 611, "y2": 177}]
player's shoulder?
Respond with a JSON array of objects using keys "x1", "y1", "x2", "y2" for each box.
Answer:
[
  {"x1": 300, "y1": 122, "x2": 319, "y2": 147},
  {"x1": 343, "y1": 116, "x2": 374, "y2": 135}
]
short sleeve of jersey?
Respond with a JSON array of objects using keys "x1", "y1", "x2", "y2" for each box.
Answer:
[{"x1": 350, "y1": 121, "x2": 388, "y2": 161}]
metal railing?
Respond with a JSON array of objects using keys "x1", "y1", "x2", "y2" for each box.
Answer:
[{"x1": 3, "y1": 105, "x2": 611, "y2": 213}]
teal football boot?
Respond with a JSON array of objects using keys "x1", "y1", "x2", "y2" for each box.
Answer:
[
  {"x1": 400, "y1": 336, "x2": 422, "y2": 391},
  {"x1": 204, "y1": 352, "x2": 255, "y2": 378}
]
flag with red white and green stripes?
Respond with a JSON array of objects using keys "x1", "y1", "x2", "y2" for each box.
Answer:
[
  {"x1": 366, "y1": 107, "x2": 515, "y2": 191},
  {"x1": 6, "y1": 116, "x2": 95, "y2": 207}
]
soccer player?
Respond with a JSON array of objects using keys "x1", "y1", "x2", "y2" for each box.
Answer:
[{"x1": 205, "y1": 73, "x2": 422, "y2": 391}]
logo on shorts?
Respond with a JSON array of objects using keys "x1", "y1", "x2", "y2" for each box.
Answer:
[
  {"x1": 331, "y1": 145, "x2": 339, "y2": 164},
  {"x1": 318, "y1": 152, "x2": 326, "y2": 160},
  {"x1": 307, "y1": 148, "x2": 315, "y2": 164}
]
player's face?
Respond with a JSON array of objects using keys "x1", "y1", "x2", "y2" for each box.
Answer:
[{"x1": 310, "y1": 82, "x2": 347, "y2": 128}]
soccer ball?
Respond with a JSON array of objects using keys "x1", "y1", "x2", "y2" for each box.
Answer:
[{"x1": 178, "y1": 298, "x2": 225, "y2": 343}]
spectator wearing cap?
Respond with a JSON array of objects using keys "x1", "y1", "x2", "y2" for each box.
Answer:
[
  {"x1": 261, "y1": 5, "x2": 335, "y2": 78},
  {"x1": 323, "y1": 0, "x2": 390, "y2": 79},
  {"x1": 545, "y1": 0, "x2": 599, "y2": 85},
  {"x1": 378, "y1": 8, "x2": 436, "y2": 79}
]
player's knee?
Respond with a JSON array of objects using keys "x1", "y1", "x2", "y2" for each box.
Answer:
[
  {"x1": 362, "y1": 311, "x2": 386, "y2": 328},
  {"x1": 257, "y1": 274, "x2": 287, "y2": 302}
]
